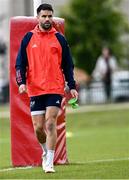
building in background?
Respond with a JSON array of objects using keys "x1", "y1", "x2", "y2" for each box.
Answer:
[
  {"x1": 9, "y1": 0, "x2": 69, "y2": 17},
  {"x1": 120, "y1": 0, "x2": 129, "y2": 22}
]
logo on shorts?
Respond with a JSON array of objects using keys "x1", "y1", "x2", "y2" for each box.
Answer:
[
  {"x1": 56, "y1": 100, "x2": 60, "y2": 104},
  {"x1": 30, "y1": 101, "x2": 35, "y2": 107}
]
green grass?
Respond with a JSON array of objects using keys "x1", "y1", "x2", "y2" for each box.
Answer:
[
  {"x1": 0, "y1": 107, "x2": 129, "y2": 179},
  {"x1": 0, "y1": 103, "x2": 9, "y2": 111}
]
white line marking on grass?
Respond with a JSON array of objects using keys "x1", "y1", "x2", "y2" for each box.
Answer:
[
  {"x1": 0, "y1": 157, "x2": 129, "y2": 172},
  {"x1": 75, "y1": 157, "x2": 129, "y2": 164},
  {"x1": 0, "y1": 166, "x2": 33, "y2": 172}
]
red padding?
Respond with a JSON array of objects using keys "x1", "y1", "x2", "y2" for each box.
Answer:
[{"x1": 10, "y1": 16, "x2": 68, "y2": 166}]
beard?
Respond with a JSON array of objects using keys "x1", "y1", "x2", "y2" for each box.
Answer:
[{"x1": 40, "y1": 22, "x2": 52, "y2": 30}]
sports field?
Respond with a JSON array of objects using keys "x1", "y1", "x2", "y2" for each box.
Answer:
[{"x1": 0, "y1": 104, "x2": 129, "y2": 179}]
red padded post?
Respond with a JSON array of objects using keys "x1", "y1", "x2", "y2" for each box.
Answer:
[{"x1": 10, "y1": 16, "x2": 68, "y2": 166}]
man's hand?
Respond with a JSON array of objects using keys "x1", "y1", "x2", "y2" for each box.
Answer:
[
  {"x1": 70, "y1": 89, "x2": 78, "y2": 100},
  {"x1": 19, "y1": 84, "x2": 27, "y2": 94}
]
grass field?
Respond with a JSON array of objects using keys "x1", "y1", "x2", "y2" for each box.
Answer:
[{"x1": 0, "y1": 105, "x2": 129, "y2": 179}]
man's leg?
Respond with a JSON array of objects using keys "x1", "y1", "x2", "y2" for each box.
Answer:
[
  {"x1": 31, "y1": 114, "x2": 47, "y2": 170},
  {"x1": 32, "y1": 114, "x2": 46, "y2": 144},
  {"x1": 45, "y1": 106, "x2": 60, "y2": 172}
]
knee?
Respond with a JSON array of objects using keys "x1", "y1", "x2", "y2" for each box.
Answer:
[
  {"x1": 34, "y1": 124, "x2": 43, "y2": 134},
  {"x1": 46, "y1": 118, "x2": 56, "y2": 132}
]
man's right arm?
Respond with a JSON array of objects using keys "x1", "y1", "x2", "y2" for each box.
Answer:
[{"x1": 15, "y1": 32, "x2": 33, "y2": 92}]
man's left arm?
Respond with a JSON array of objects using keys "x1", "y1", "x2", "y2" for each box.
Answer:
[{"x1": 61, "y1": 37, "x2": 78, "y2": 99}]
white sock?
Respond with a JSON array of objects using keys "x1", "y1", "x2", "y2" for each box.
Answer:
[
  {"x1": 46, "y1": 150, "x2": 55, "y2": 167},
  {"x1": 40, "y1": 143, "x2": 47, "y2": 155}
]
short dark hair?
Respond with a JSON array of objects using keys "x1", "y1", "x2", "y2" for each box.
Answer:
[{"x1": 37, "y1": 3, "x2": 54, "y2": 14}]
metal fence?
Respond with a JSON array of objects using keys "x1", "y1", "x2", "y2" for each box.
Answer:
[{"x1": 79, "y1": 70, "x2": 129, "y2": 105}]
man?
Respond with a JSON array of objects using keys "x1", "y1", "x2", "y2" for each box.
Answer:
[
  {"x1": 92, "y1": 47, "x2": 118, "y2": 101},
  {"x1": 15, "y1": 3, "x2": 78, "y2": 173}
]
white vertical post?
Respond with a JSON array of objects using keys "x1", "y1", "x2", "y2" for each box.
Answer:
[{"x1": 33, "y1": 0, "x2": 42, "y2": 16}]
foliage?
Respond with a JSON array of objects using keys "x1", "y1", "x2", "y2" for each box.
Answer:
[{"x1": 60, "y1": 0, "x2": 129, "y2": 74}]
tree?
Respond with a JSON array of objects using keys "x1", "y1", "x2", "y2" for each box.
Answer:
[{"x1": 60, "y1": 0, "x2": 129, "y2": 74}]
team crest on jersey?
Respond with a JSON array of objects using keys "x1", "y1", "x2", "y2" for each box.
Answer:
[{"x1": 32, "y1": 44, "x2": 38, "y2": 48}]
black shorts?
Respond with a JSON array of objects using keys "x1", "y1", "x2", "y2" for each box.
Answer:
[{"x1": 30, "y1": 94, "x2": 63, "y2": 116}]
